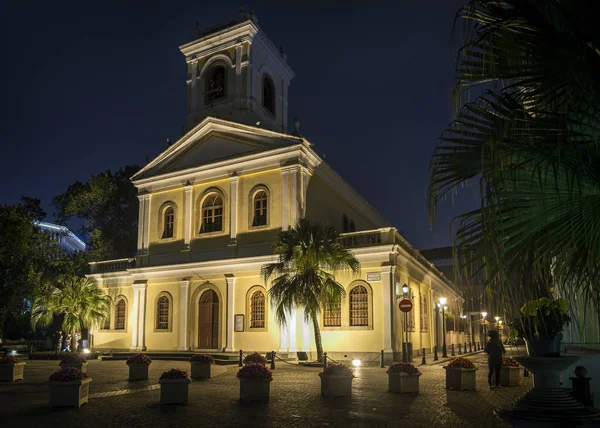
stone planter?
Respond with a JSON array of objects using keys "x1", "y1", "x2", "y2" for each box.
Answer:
[
  {"x1": 60, "y1": 361, "x2": 87, "y2": 373},
  {"x1": 499, "y1": 366, "x2": 520, "y2": 387},
  {"x1": 0, "y1": 362, "x2": 25, "y2": 382},
  {"x1": 444, "y1": 367, "x2": 477, "y2": 391},
  {"x1": 388, "y1": 372, "x2": 420, "y2": 393},
  {"x1": 127, "y1": 363, "x2": 149, "y2": 381},
  {"x1": 191, "y1": 362, "x2": 211, "y2": 380},
  {"x1": 319, "y1": 373, "x2": 353, "y2": 397},
  {"x1": 524, "y1": 335, "x2": 561, "y2": 357},
  {"x1": 159, "y1": 377, "x2": 191, "y2": 405},
  {"x1": 48, "y1": 377, "x2": 92, "y2": 408},
  {"x1": 239, "y1": 378, "x2": 271, "y2": 402}
]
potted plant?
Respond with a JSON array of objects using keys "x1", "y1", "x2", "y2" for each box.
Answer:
[
  {"x1": 510, "y1": 297, "x2": 570, "y2": 357},
  {"x1": 237, "y1": 363, "x2": 273, "y2": 402},
  {"x1": 59, "y1": 354, "x2": 87, "y2": 373},
  {"x1": 126, "y1": 354, "x2": 152, "y2": 381},
  {"x1": 499, "y1": 356, "x2": 520, "y2": 387},
  {"x1": 243, "y1": 352, "x2": 267, "y2": 366},
  {"x1": 159, "y1": 368, "x2": 191, "y2": 405},
  {"x1": 0, "y1": 356, "x2": 26, "y2": 382},
  {"x1": 319, "y1": 364, "x2": 354, "y2": 397},
  {"x1": 189, "y1": 354, "x2": 214, "y2": 379},
  {"x1": 386, "y1": 362, "x2": 421, "y2": 393},
  {"x1": 444, "y1": 357, "x2": 477, "y2": 391},
  {"x1": 48, "y1": 367, "x2": 92, "y2": 408}
]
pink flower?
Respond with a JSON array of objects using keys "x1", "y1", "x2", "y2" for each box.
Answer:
[
  {"x1": 49, "y1": 367, "x2": 88, "y2": 382},
  {"x1": 0, "y1": 356, "x2": 22, "y2": 364},
  {"x1": 189, "y1": 354, "x2": 215, "y2": 364},
  {"x1": 126, "y1": 354, "x2": 152, "y2": 365},
  {"x1": 386, "y1": 362, "x2": 421, "y2": 375},
  {"x1": 237, "y1": 363, "x2": 272, "y2": 381},
  {"x1": 243, "y1": 352, "x2": 267, "y2": 365},
  {"x1": 160, "y1": 368, "x2": 188, "y2": 379}
]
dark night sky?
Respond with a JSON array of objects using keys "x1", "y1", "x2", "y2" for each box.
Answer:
[{"x1": 1, "y1": 0, "x2": 480, "y2": 250}]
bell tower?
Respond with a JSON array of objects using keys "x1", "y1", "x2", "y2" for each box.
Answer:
[{"x1": 180, "y1": 10, "x2": 295, "y2": 134}]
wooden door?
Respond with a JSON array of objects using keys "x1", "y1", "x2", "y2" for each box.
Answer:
[{"x1": 198, "y1": 290, "x2": 219, "y2": 349}]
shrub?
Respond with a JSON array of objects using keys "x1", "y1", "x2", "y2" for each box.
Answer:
[
  {"x1": 321, "y1": 364, "x2": 354, "y2": 376},
  {"x1": 189, "y1": 354, "x2": 215, "y2": 364},
  {"x1": 243, "y1": 352, "x2": 267, "y2": 365},
  {"x1": 502, "y1": 356, "x2": 519, "y2": 367},
  {"x1": 59, "y1": 354, "x2": 86, "y2": 366},
  {"x1": 446, "y1": 357, "x2": 476, "y2": 369},
  {"x1": 160, "y1": 368, "x2": 189, "y2": 380},
  {"x1": 386, "y1": 362, "x2": 421, "y2": 375},
  {"x1": 126, "y1": 354, "x2": 152, "y2": 365},
  {"x1": 510, "y1": 297, "x2": 571, "y2": 339},
  {"x1": 237, "y1": 363, "x2": 273, "y2": 381},
  {"x1": 49, "y1": 367, "x2": 88, "y2": 382},
  {"x1": 0, "y1": 356, "x2": 22, "y2": 364}
]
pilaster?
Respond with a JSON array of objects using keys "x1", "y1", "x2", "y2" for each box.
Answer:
[
  {"x1": 281, "y1": 167, "x2": 290, "y2": 230},
  {"x1": 137, "y1": 282, "x2": 147, "y2": 351},
  {"x1": 136, "y1": 195, "x2": 145, "y2": 253},
  {"x1": 190, "y1": 61, "x2": 198, "y2": 111},
  {"x1": 288, "y1": 307, "x2": 297, "y2": 352},
  {"x1": 299, "y1": 307, "x2": 311, "y2": 352},
  {"x1": 130, "y1": 286, "x2": 139, "y2": 351},
  {"x1": 229, "y1": 174, "x2": 239, "y2": 245},
  {"x1": 235, "y1": 45, "x2": 242, "y2": 98},
  {"x1": 225, "y1": 274, "x2": 235, "y2": 352},
  {"x1": 178, "y1": 279, "x2": 189, "y2": 351},
  {"x1": 381, "y1": 265, "x2": 394, "y2": 354},
  {"x1": 289, "y1": 165, "x2": 299, "y2": 228},
  {"x1": 183, "y1": 185, "x2": 193, "y2": 250},
  {"x1": 142, "y1": 194, "x2": 150, "y2": 252},
  {"x1": 279, "y1": 311, "x2": 289, "y2": 353}
]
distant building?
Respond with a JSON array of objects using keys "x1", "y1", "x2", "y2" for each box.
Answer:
[{"x1": 35, "y1": 221, "x2": 86, "y2": 253}]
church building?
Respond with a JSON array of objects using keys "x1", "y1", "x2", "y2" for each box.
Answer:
[{"x1": 89, "y1": 11, "x2": 464, "y2": 363}]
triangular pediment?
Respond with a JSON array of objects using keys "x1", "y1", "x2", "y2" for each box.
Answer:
[{"x1": 132, "y1": 117, "x2": 302, "y2": 182}]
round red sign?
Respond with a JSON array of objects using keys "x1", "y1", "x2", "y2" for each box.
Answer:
[{"x1": 399, "y1": 299, "x2": 413, "y2": 313}]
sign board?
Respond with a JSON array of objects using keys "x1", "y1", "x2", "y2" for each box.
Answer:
[
  {"x1": 234, "y1": 314, "x2": 245, "y2": 332},
  {"x1": 399, "y1": 299, "x2": 413, "y2": 313},
  {"x1": 366, "y1": 272, "x2": 381, "y2": 282}
]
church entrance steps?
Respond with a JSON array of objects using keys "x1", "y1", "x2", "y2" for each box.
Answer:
[{"x1": 100, "y1": 351, "x2": 240, "y2": 365}]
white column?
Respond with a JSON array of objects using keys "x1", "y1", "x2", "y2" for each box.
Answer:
[
  {"x1": 282, "y1": 81, "x2": 289, "y2": 133},
  {"x1": 278, "y1": 312, "x2": 289, "y2": 353},
  {"x1": 183, "y1": 185, "x2": 192, "y2": 250},
  {"x1": 289, "y1": 166, "x2": 299, "y2": 227},
  {"x1": 130, "y1": 286, "x2": 140, "y2": 350},
  {"x1": 178, "y1": 279, "x2": 190, "y2": 351},
  {"x1": 299, "y1": 307, "x2": 311, "y2": 352},
  {"x1": 229, "y1": 175, "x2": 239, "y2": 245},
  {"x1": 142, "y1": 194, "x2": 151, "y2": 251},
  {"x1": 136, "y1": 195, "x2": 145, "y2": 253},
  {"x1": 281, "y1": 167, "x2": 290, "y2": 230},
  {"x1": 190, "y1": 61, "x2": 198, "y2": 111},
  {"x1": 137, "y1": 283, "x2": 147, "y2": 351},
  {"x1": 300, "y1": 167, "x2": 309, "y2": 216},
  {"x1": 382, "y1": 266, "x2": 394, "y2": 353},
  {"x1": 288, "y1": 307, "x2": 297, "y2": 352},
  {"x1": 224, "y1": 274, "x2": 236, "y2": 352}
]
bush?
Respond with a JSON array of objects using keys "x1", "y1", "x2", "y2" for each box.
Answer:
[
  {"x1": 237, "y1": 363, "x2": 272, "y2": 381},
  {"x1": 29, "y1": 351, "x2": 100, "y2": 360},
  {"x1": 243, "y1": 352, "x2": 267, "y2": 365},
  {"x1": 321, "y1": 364, "x2": 354, "y2": 376},
  {"x1": 386, "y1": 362, "x2": 421, "y2": 375},
  {"x1": 49, "y1": 367, "x2": 88, "y2": 382},
  {"x1": 126, "y1": 354, "x2": 152, "y2": 365},
  {"x1": 189, "y1": 354, "x2": 214, "y2": 364},
  {"x1": 446, "y1": 357, "x2": 476, "y2": 369},
  {"x1": 0, "y1": 356, "x2": 22, "y2": 364},
  {"x1": 160, "y1": 368, "x2": 188, "y2": 380},
  {"x1": 59, "y1": 354, "x2": 86, "y2": 365},
  {"x1": 502, "y1": 357, "x2": 519, "y2": 367}
]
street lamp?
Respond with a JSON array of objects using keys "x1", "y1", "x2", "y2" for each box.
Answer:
[
  {"x1": 401, "y1": 284, "x2": 411, "y2": 362},
  {"x1": 481, "y1": 311, "x2": 488, "y2": 338},
  {"x1": 440, "y1": 298, "x2": 447, "y2": 358},
  {"x1": 495, "y1": 316, "x2": 500, "y2": 323}
]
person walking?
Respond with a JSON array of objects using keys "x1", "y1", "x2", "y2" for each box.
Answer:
[{"x1": 485, "y1": 330, "x2": 505, "y2": 389}]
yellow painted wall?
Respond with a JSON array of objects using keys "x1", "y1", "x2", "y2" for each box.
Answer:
[
  {"x1": 93, "y1": 281, "x2": 135, "y2": 350},
  {"x1": 237, "y1": 169, "x2": 282, "y2": 234},
  {"x1": 144, "y1": 280, "x2": 180, "y2": 351}
]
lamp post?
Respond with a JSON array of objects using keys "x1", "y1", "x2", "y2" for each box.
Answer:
[
  {"x1": 440, "y1": 297, "x2": 447, "y2": 358},
  {"x1": 498, "y1": 320, "x2": 503, "y2": 341},
  {"x1": 402, "y1": 284, "x2": 411, "y2": 362},
  {"x1": 481, "y1": 311, "x2": 488, "y2": 339}
]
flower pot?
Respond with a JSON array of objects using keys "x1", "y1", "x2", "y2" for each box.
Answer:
[
  {"x1": 0, "y1": 362, "x2": 25, "y2": 382},
  {"x1": 239, "y1": 378, "x2": 271, "y2": 402},
  {"x1": 159, "y1": 377, "x2": 191, "y2": 405},
  {"x1": 128, "y1": 363, "x2": 149, "y2": 381},
  {"x1": 191, "y1": 362, "x2": 211, "y2": 379},
  {"x1": 499, "y1": 366, "x2": 520, "y2": 387},
  {"x1": 60, "y1": 362, "x2": 87, "y2": 373},
  {"x1": 525, "y1": 335, "x2": 561, "y2": 357},
  {"x1": 48, "y1": 377, "x2": 92, "y2": 408},
  {"x1": 444, "y1": 367, "x2": 477, "y2": 391},
  {"x1": 319, "y1": 373, "x2": 353, "y2": 397},
  {"x1": 388, "y1": 372, "x2": 420, "y2": 393}
]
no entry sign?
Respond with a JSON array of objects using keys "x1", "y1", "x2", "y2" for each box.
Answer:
[{"x1": 399, "y1": 299, "x2": 413, "y2": 313}]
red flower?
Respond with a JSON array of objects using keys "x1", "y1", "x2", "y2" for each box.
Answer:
[
  {"x1": 243, "y1": 352, "x2": 267, "y2": 365},
  {"x1": 386, "y1": 362, "x2": 421, "y2": 375},
  {"x1": 237, "y1": 363, "x2": 273, "y2": 381},
  {"x1": 321, "y1": 364, "x2": 354, "y2": 376},
  {"x1": 0, "y1": 356, "x2": 22, "y2": 364},
  {"x1": 126, "y1": 354, "x2": 152, "y2": 365},
  {"x1": 446, "y1": 357, "x2": 476, "y2": 369},
  {"x1": 49, "y1": 367, "x2": 88, "y2": 382},
  {"x1": 189, "y1": 354, "x2": 215, "y2": 364},
  {"x1": 160, "y1": 368, "x2": 189, "y2": 379},
  {"x1": 502, "y1": 357, "x2": 519, "y2": 367}
]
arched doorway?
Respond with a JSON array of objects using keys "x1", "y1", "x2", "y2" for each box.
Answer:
[{"x1": 198, "y1": 290, "x2": 219, "y2": 349}]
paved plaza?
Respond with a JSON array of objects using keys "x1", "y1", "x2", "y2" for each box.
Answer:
[{"x1": 0, "y1": 351, "x2": 532, "y2": 427}]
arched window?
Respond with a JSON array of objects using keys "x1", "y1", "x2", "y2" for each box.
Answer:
[
  {"x1": 162, "y1": 207, "x2": 175, "y2": 239},
  {"x1": 205, "y1": 65, "x2": 226, "y2": 104},
  {"x1": 349, "y1": 219, "x2": 356, "y2": 232},
  {"x1": 200, "y1": 194, "x2": 223, "y2": 233},
  {"x1": 250, "y1": 290, "x2": 265, "y2": 328},
  {"x1": 262, "y1": 75, "x2": 275, "y2": 116},
  {"x1": 102, "y1": 307, "x2": 111, "y2": 330},
  {"x1": 323, "y1": 298, "x2": 342, "y2": 327},
  {"x1": 342, "y1": 215, "x2": 349, "y2": 233},
  {"x1": 156, "y1": 295, "x2": 169, "y2": 330},
  {"x1": 252, "y1": 191, "x2": 268, "y2": 227},
  {"x1": 349, "y1": 286, "x2": 369, "y2": 326},
  {"x1": 115, "y1": 299, "x2": 126, "y2": 330}
]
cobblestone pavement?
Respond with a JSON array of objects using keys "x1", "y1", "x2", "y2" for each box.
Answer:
[{"x1": 0, "y1": 351, "x2": 532, "y2": 428}]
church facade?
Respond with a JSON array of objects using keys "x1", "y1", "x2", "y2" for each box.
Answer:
[{"x1": 89, "y1": 12, "x2": 464, "y2": 362}]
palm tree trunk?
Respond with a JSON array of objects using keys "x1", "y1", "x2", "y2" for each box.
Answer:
[
  {"x1": 71, "y1": 330, "x2": 77, "y2": 352},
  {"x1": 312, "y1": 315, "x2": 324, "y2": 362}
]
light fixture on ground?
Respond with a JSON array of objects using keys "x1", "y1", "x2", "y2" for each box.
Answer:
[
  {"x1": 352, "y1": 359, "x2": 361, "y2": 367},
  {"x1": 440, "y1": 297, "x2": 447, "y2": 358}
]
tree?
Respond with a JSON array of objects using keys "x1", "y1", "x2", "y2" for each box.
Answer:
[
  {"x1": 52, "y1": 164, "x2": 140, "y2": 261},
  {"x1": 261, "y1": 218, "x2": 359, "y2": 361},
  {"x1": 0, "y1": 204, "x2": 62, "y2": 338},
  {"x1": 428, "y1": 1, "x2": 600, "y2": 316},
  {"x1": 31, "y1": 276, "x2": 109, "y2": 351}
]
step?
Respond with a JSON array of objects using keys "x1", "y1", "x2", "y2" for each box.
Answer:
[{"x1": 100, "y1": 352, "x2": 241, "y2": 365}]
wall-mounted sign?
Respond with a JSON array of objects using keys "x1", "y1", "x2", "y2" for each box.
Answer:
[
  {"x1": 366, "y1": 272, "x2": 381, "y2": 282},
  {"x1": 234, "y1": 314, "x2": 245, "y2": 332}
]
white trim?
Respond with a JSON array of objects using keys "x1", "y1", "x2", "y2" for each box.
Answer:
[
  {"x1": 281, "y1": 167, "x2": 290, "y2": 230},
  {"x1": 381, "y1": 265, "x2": 394, "y2": 353},
  {"x1": 178, "y1": 279, "x2": 189, "y2": 350},
  {"x1": 289, "y1": 165, "x2": 298, "y2": 228},
  {"x1": 198, "y1": 54, "x2": 235, "y2": 80},
  {"x1": 183, "y1": 185, "x2": 192, "y2": 249},
  {"x1": 224, "y1": 274, "x2": 235, "y2": 352}
]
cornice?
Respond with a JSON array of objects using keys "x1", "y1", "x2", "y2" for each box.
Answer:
[{"x1": 180, "y1": 21, "x2": 258, "y2": 58}]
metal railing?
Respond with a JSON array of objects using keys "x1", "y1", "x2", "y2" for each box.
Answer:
[
  {"x1": 89, "y1": 258, "x2": 135, "y2": 274},
  {"x1": 338, "y1": 229, "x2": 394, "y2": 249}
]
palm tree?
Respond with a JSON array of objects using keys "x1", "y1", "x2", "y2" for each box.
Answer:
[
  {"x1": 262, "y1": 218, "x2": 359, "y2": 361},
  {"x1": 428, "y1": 1, "x2": 600, "y2": 319},
  {"x1": 32, "y1": 275, "x2": 109, "y2": 351}
]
